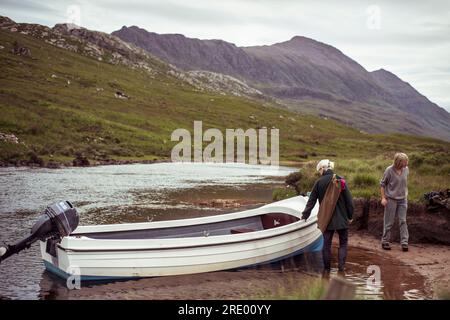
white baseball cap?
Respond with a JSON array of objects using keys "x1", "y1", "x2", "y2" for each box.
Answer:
[{"x1": 316, "y1": 159, "x2": 334, "y2": 172}]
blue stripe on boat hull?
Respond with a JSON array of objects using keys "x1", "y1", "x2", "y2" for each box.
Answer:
[
  {"x1": 43, "y1": 260, "x2": 139, "y2": 281},
  {"x1": 43, "y1": 235, "x2": 324, "y2": 282}
]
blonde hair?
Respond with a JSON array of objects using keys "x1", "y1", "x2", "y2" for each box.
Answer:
[{"x1": 393, "y1": 153, "x2": 408, "y2": 169}]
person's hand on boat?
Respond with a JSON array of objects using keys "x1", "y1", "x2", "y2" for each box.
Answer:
[{"x1": 0, "y1": 246, "x2": 6, "y2": 258}]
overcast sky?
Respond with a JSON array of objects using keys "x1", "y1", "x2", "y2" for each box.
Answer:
[{"x1": 2, "y1": 0, "x2": 449, "y2": 111}]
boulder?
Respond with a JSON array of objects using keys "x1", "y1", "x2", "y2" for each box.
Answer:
[
  {"x1": 12, "y1": 41, "x2": 31, "y2": 57},
  {"x1": 73, "y1": 154, "x2": 90, "y2": 166}
]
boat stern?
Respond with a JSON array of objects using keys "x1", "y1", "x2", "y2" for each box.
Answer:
[{"x1": 39, "y1": 239, "x2": 72, "y2": 280}]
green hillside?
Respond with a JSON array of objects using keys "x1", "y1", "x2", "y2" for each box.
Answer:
[{"x1": 0, "y1": 27, "x2": 449, "y2": 201}]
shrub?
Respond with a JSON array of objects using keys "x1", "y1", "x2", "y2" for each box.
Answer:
[
  {"x1": 272, "y1": 188, "x2": 297, "y2": 201},
  {"x1": 254, "y1": 276, "x2": 327, "y2": 300},
  {"x1": 409, "y1": 153, "x2": 425, "y2": 168},
  {"x1": 442, "y1": 164, "x2": 450, "y2": 176},
  {"x1": 409, "y1": 152, "x2": 450, "y2": 170},
  {"x1": 375, "y1": 162, "x2": 386, "y2": 171},
  {"x1": 298, "y1": 152, "x2": 308, "y2": 159},
  {"x1": 352, "y1": 188, "x2": 377, "y2": 199},
  {"x1": 417, "y1": 163, "x2": 437, "y2": 175},
  {"x1": 285, "y1": 172, "x2": 302, "y2": 189},
  {"x1": 28, "y1": 151, "x2": 44, "y2": 166},
  {"x1": 352, "y1": 173, "x2": 378, "y2": 188},
  {"x1": 285, "y1": 169, "x2": 317, "y2": 195}
]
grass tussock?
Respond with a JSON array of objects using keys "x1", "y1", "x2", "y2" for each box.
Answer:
[
  {"x1": 254, "y1": 276, "x2": 327, "y2": 300},
  {"x1": 274, "y1": 153, "x2": 450, "y2": 202},
  {"x1": 436, "y1": 288, "x2": 450, "y2": 300}
]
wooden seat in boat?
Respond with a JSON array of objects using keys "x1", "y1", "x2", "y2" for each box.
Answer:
[
  {"x1": 261, "y1": 213, "x2": 299, "y2": 229},
  {"x1": 230, "y1": 227, "x2": 256, "y2": 234}
]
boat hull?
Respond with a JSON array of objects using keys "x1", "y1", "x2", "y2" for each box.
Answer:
[{"x1": 40, "y1": 196, "x2": 322, "y2": 280}]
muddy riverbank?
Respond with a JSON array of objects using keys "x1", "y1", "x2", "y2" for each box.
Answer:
[
  {"x1": 161, "y1": 186, "x2": 448, "y2": 299},
  {"x1": 0, "y1": 163, "x2": 446, "y2": 299},
  {"x1": 351, "y1": 198, "x2": 450, "y2": 245},
  {"x1": 350, "y1": 232, "x2": 450, "y2": 299},
  {"x1": 36, "y1": 246, "x2": 426, "y2": 300},
  {"x1": 0, "y1": 157, "x2": 167, "y2": 169}
]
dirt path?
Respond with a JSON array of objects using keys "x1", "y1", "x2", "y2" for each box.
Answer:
[{"x1": 350, "y1": 232, "x2": 450, "y2": 299}]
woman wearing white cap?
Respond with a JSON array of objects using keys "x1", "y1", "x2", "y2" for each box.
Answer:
[{"x1": 301, "y1": 159, "x2": 354, "y2": 275}]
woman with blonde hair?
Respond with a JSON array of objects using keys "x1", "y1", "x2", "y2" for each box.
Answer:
[{"x1": 380, "y1": 153, "x2": 409, "y2": 251}]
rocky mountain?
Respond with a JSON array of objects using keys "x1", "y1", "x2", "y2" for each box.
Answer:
[
  {"x1": 0, "y1": 16, "x2": 262, "y2": 99},
  {"x1": 0, "y1": 17, "x2": 165, "y2": 74},
  {"x1": 1, "y1": 15, "x2": 449, "y2": 169},
  {"x1": 371, "y1": 68, "x2": 450, "y2": 132},
  {"x1": 113, "y1": 26, "x2": 450, "y2": 141}
]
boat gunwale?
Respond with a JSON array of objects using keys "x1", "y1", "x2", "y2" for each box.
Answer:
[
  {"x1": 72, "y1": 205, "x2": 300, "y2": 234},
  {"x1": 56, "y1": 217, "x2": 318, "y2": 253}
]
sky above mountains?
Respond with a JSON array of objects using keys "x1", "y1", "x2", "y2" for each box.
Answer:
[{"x1": 2, "y1": 0, "x2": 449, "y2": 112}]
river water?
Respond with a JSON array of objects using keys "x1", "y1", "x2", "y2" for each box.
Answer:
[{"x1": 0, "y1": 163, "x2": 428, "y2": 300}]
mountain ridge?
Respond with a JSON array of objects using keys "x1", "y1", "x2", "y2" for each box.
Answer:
[
  {"x1": 1, "y1": 15, "x2": 449, "y2": 170},
  {"x1": 112, "y1": 25, "x2": 450, "y2": 141}
]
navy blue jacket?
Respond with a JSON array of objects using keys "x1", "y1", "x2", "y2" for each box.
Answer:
[{"x1": 301, "y1": 169, "x2": 354, "y2": 230}]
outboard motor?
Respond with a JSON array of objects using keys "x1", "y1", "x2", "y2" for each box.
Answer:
[{"x1": 0, "y1": 201, "x2": 79, "y2": 262}]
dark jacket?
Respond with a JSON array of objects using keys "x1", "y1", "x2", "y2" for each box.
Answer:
[{"x1": 301, "y1": 169, "x2": 354, "y2": 230}]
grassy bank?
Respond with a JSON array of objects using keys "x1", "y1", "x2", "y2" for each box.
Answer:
[
  {"x1": 1, "y1": 29, "x2": 449, "y2": 168},
  {"x1": 274, "y1": 151, "x2": 450, "y2": 203}
]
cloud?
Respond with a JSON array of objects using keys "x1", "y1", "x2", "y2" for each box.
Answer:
[{"x1": 1, "y1": 0, "x2": 58, "y2": 14}]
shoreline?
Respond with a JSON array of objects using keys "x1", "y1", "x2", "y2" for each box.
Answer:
[
  {"x1": 1, "y1": 166, "x2": 447, "y2": 299},
  {"x1": 35, "y1": 240, "x2": 433, "y2": 300},
  {"x1": 0, "y1": 159, "x2": 304, "y2": 169},
  {"x1": 0, "y1": 157, "x2": 168, "y2": 169},
  {"x1": 170, "y1": 191, "x2": 449, "y2": 299},
  {"x1": 151, "y1": 187, "x2": 450, "y2": 299},
  {"x1": 349, "y1": 231, "x2": 450, "y2": 299}
]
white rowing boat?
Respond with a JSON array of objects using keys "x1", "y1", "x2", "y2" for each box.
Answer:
[{"x1": 38, "y1": 196, "x2": 322, "y2": 280}]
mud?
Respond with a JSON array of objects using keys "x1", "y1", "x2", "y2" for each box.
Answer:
[
  {"x1": 352, "y1": 198, "x2": 450, "y2": 245},
  {"x1": 0, "y1": 164, "x2": 446, "y2": 300},
  {"x1": 350, "y1": 232, "x2": 450, "y2": 299},
  {"x1": 36, "y1": 247, "x2": 427, "y2": 300}
]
